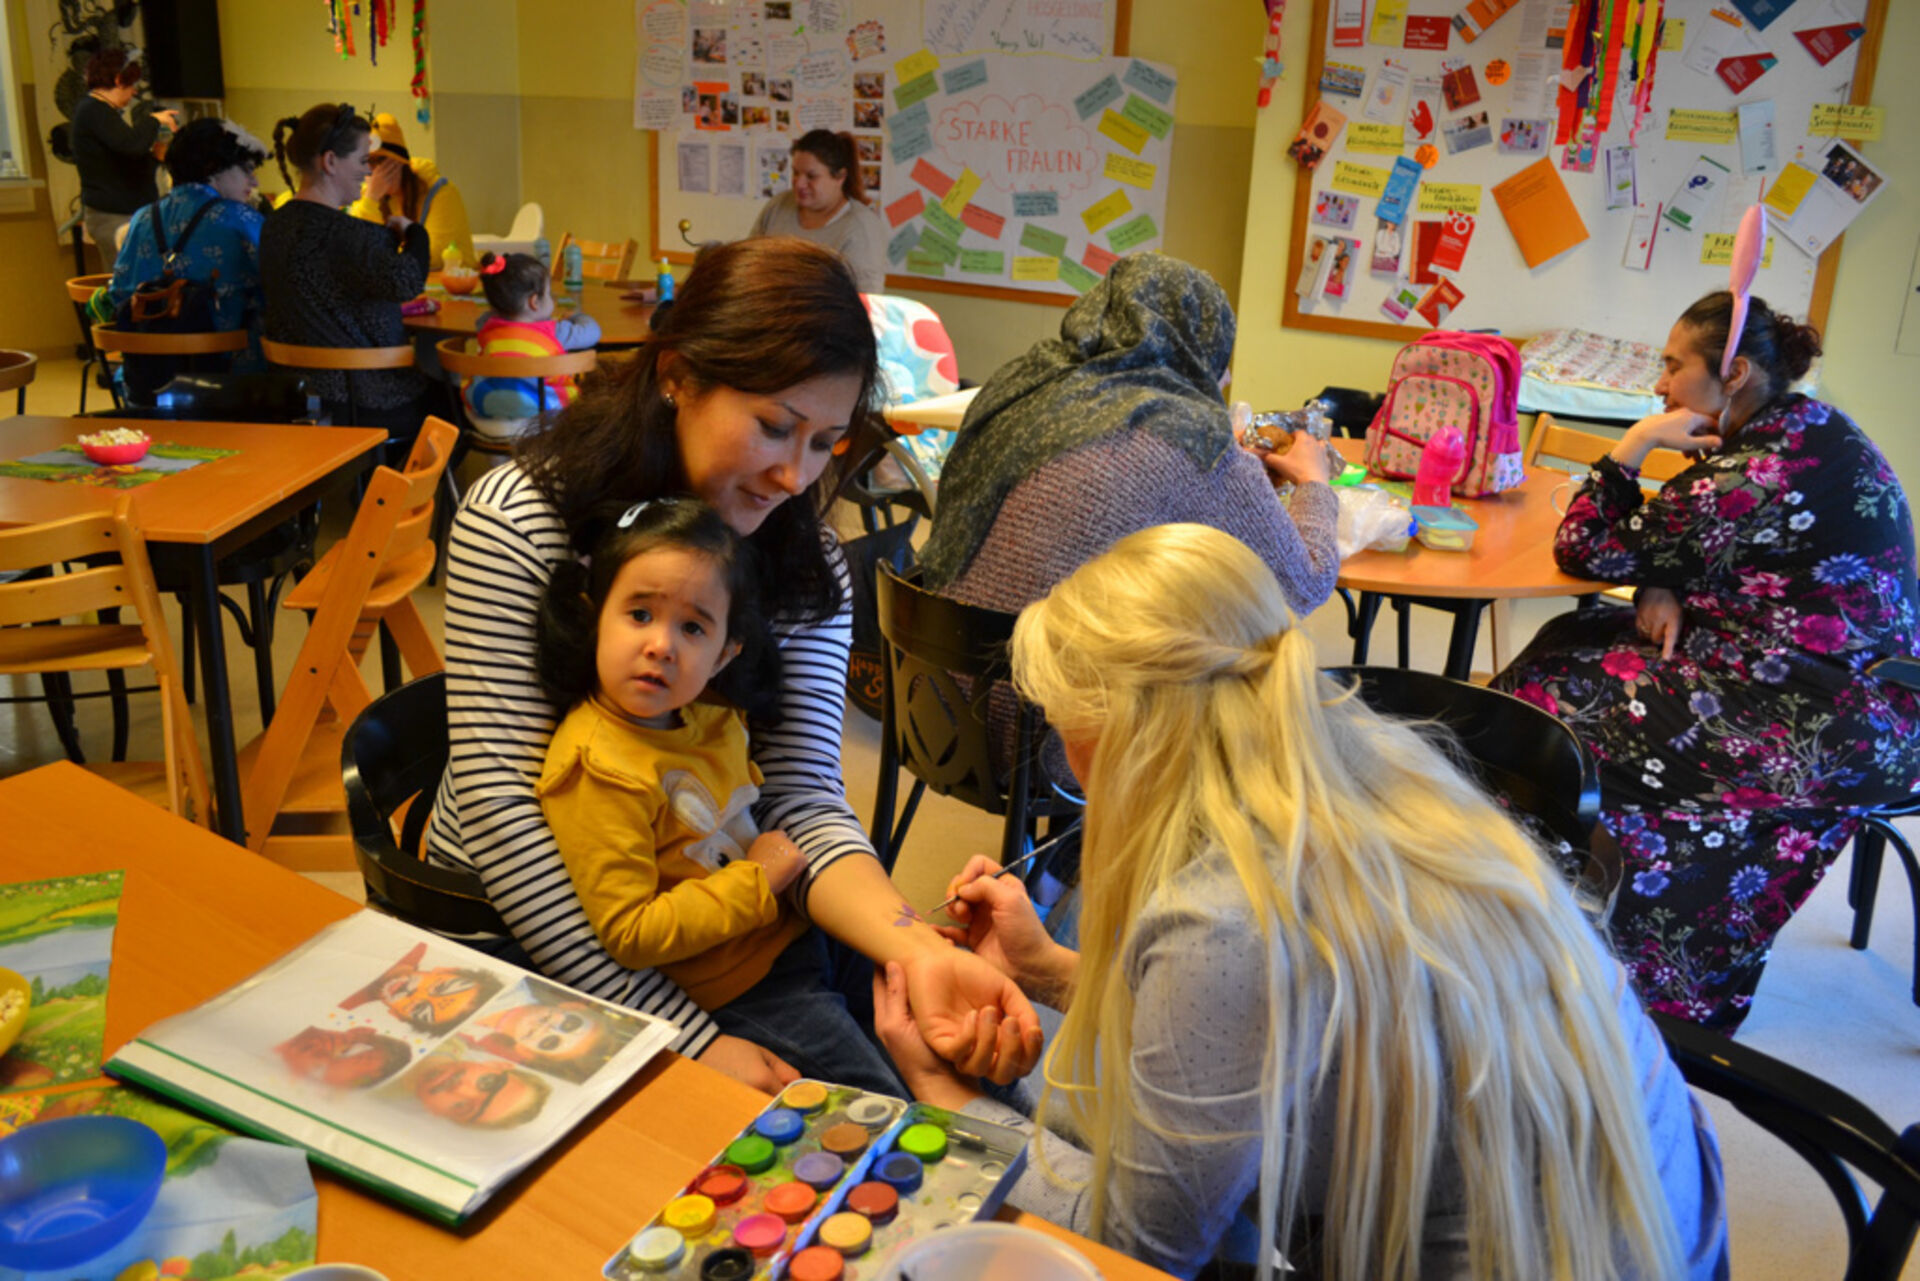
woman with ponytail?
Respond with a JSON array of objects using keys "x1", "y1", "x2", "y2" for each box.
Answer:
[
  {"x1": 1495, "y1": 293, "x2": 1920, "y2": 1032},
  {"x1": 748, "y1": 129, "x2": 887, "y2": 291},
  {"x1": 873, "y1": 523, "x2": 1727, "y2": 1281}
]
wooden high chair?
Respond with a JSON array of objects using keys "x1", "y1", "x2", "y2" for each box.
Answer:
[
  {"x1": 64, "y1": 274, "x2": 116, "y2": 412},
  {"x1": 553, "y1": 233, "x2": 639, "y2": 283},
  {"x1": 237, "y1": 417, "x2": 456, "y2": 863},
  {"x1": 0, "y1": 495, "x2": 211, "y2": 822},
  {"x1": 0, "y1": 349, "x2": 35, "y2": 414}
]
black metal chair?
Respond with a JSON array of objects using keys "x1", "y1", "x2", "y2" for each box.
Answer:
[
  {"x1": 841, "y1": 439, "x2": 937, "y2": 723},
  {"x1": 1655, "y1": 1012, "x2": 1920, "y2": 1281},
  {"x1": 342, "y1": 672, "x2": 508, "y2": 937},
  {"x1": 1845, "y1": 656, "x2": 1920, "y2": 1007},
  {"x1": 1324, "y1": 665, "x2": 1600, "y2": 858},
  {"x1": 871, "y1": 562, "x2": 1077, "y2": 876}
]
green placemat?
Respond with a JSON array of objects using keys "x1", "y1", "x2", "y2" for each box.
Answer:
[{"x1": 0, "y1": 442, "x2": 239, "y2": 489}]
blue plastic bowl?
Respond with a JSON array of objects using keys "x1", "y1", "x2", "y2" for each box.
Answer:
[{"x1": 0, "y1": 1116, "x2": 167, "y2": 1271}]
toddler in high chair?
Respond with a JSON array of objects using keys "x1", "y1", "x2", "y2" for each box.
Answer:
[
  {"x1": 534, "y1": 498, "x2": 904, "y2": 1092},
  {"x1": 464, "y1": 251, "x2": 603, "y2": 445}
]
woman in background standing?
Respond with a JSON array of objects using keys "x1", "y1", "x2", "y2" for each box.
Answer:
[{"x1": 70, "y1": 48, "x2": 177, "y2": 258}]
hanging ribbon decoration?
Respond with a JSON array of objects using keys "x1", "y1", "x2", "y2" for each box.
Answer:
[{"x1": 411, "y1": 0, "x2": 430, "y2": 126}]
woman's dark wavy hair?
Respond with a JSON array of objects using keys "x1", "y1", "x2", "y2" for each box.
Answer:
[
  {"x1": 85, "y1": 48, "x2": 142, "y2": 90},
  {"x1": 271, "y1": 103, "x2": 371, "y2": 193},
  {"x1": 1679, "y1": 290, "x2": 1823, "y2": 399},
  {"x1": 165, "y1": 118, "x2": 267, "y2": 185},
  {"x1": 515, "y1": 236, "x2": 885, "y2": 626},
  {"x1": 793, "y1": 129, "x2": 863, "y2": 204},
  {"x1": 535, "y1": 498, "x2": 781, "y2": 725}
]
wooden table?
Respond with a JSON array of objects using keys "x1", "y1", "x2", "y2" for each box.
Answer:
[
  {"x1": 1331, "y1": 438, "x2": 1600, "y2": 678},
  {"x1": 4, "y1": 763, "x2": 1173, "y2": 1280},
  {"x1": 0, "y1": 417, "x2": 386, "y2": 845},
  {"x1": 405, "y1": 278, "x2": 660, "y2": 349}
]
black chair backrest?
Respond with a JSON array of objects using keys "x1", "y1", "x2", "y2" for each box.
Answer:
[
  {"x1": 1655, "y1": 1013, "x2": 1920, "y2": 1281},
  {"x1": 341, "y1": 672, "x2": 508, "y2": 936},
  {"x1": 875, "y1": 562, "x2": 1060, "y2": 840},
  {"x1": 1323, "y1": 666, "x2": 1600, "y2": 854}
]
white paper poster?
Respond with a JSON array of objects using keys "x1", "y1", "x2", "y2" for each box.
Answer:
[
  {"x1": 715, "y1": 142, "x2": 748, "y2": 195},
  {"x1": 923, "y1": 0, "x2": 1109, "y2": 60},
  {"x1": 678, "y1": 140, "x2": 712, "y2": 192}
]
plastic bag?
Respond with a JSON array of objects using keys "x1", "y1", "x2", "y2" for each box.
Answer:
[{"x1": 1335, "y1": 484, "x2": 1414, "y2": 558}]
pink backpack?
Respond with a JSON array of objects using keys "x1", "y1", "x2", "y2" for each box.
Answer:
[{"x1": 1364, "y1": 332, "x2": 1525, "y2": 497}]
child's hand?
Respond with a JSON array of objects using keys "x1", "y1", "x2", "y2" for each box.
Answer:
[{"x1": 747, "y1": 831, "x2": 804, "y2": 894}]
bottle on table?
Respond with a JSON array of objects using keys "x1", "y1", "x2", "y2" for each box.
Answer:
[
  {"x1": 657, "y1": 257, "x2": 675, "y2": 303},
  {"x1": 563, "y1": 242, "x2": 585, "y2": 294},
  {"x1": 533, "y1": 236, "x2": 552, "y2": 277},
  {"x1": 1412, "y1": 425, "x2": 1466, "y2": 508}
]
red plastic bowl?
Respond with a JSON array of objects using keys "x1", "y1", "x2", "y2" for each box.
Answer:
[{"x1": 80, "y1": 438, "x2": 150, "y2": 466}]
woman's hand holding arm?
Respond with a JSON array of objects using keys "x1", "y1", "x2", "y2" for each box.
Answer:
[
  {"x1": 1613, "y1": 409, "x2": 1722, "y2": 470},
  {"x1": 872, "y1": 961, "x2": 987, "y2": 1110},
  {"x1": 941, "y1": 856, "x2": 1079, "y2": 1008}
]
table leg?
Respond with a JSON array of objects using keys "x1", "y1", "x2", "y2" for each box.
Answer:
[
  {"x1": 1488, "y1": 599, "x2": 1513, "y2": 675},
  {"x1": 1349, "y1": 591, "x2": 1386, "y2": 664},
  {"x1": 187, "y1": 546, "x2": 247, "y2": 844},
  {"x1": 1443, "y1": 601, "x2": 1490, "y2": 682}
]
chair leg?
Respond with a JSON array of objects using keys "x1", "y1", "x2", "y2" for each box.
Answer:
[
  {"x1": 108, "y1": 669, "x2": 131, "y2": 760},
  {"x1": 889, "y1": 779, "x2": 927, "y2": 862},
  {"x1": 380, "y1": 622, "x2": 403, "y2": 693},
  {"x1": 1849, "y1": 828, "x2": 1884, "y2": 947},
  {"x1": 247, "y1": 578, "x2": 277, "y2": 722},
  {"x1": 39, "y1": 672, "x2": 86, "y2": 763},
  {"x1": 1349, "y1": 591, "x2": 1385, "y2": 664},
  {"x1": 177, "y1": 591, "x2": 198, "y2": 704},
  {"x1": 1395, "y1": 599, "x2": 1413, "y2": 668}
]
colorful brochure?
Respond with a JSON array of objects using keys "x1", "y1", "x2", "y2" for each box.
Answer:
[{"x1": 1492, "y1": 157, "x2": 1592, "y2": 268}]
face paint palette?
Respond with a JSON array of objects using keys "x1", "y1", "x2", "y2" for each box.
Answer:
[
  {"x1": 604, "y1": 1080, "x2": 908, "y2": 1280},
  {"x1": 775, "y1": 1103, "x2": 1029, "y2": 1279}
]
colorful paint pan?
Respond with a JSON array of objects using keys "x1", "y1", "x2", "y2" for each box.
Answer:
[
  {"x1": 763, "y1": 1181, "x2": 818, "y2": 1223},
  {"x1": 845, "y1": 1096, "x2": 895, "y2": 1129},
  {"x1": 786, "y1": 1245, "x2": 845, "y2": 1281},
  {"x1": 896, "y1": 1122, "x2": 948, "y2": 1164},
  {"x1": 697, "y1": 1247, "x2": 754, "y2": 1280},
  {"x1": 875, "y1": 1150, "x2": 924, "y2": 1195},
  {"x1": 780, "y1": 1081, "x2": 830, "y2": 1115},
  {"x1": 627, "y1": 1226, "x2": 686, "y2": 1273},
  {"x1": 818, "y1": 1122, "x2": 869, "y2": 1159},
  {"x1": 754, "y1": 1107, "x2": 806, "y2": 1145},
  {"x1": 693, "y1": 1164, "x2": 748, "y2": 1206},
  {"x1": 731, "y1": 1211, "x2": 787, "y2": 1257},
  {"x1": 723, "y1": 1133, "x2": 776, "y2": 1174},
  {"x1": 791, "y1": 1151, "x2": 846, "y2": 1191},
  {"x1": 817, "y1": 1211, "x2": 873, "y2": 1257},
  {"x1": 662, "y1": 1194, "x2": 716, "y2": 1236},
  {"x1": 844, "y1": 1180, "x2": 899, "y2": 1225}
]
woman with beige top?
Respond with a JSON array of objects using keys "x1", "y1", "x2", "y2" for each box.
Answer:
[{"x1": 748, "y1": 130, "x2": 887, "y2": 292}]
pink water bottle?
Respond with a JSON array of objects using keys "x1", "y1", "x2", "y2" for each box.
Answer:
[{"x1": 1413, "y1": 426, "x2": 1465, "y2": 507}]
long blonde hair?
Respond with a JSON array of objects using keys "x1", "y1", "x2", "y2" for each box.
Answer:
[{"x1": 1010, "y1": 524, "x2": 1680, "y2": 1281}]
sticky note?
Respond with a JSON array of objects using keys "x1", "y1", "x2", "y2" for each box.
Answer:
[
  {"x1": 890, "y1": 101, "x2": 932, "y2": 135},
  {"x1": 1121, "y1": 94, "x2": 1173, "y2": 139},
  {"x1": 1106, "y1": 213, "x2": 1158, "y2": 252},
  {"x1": 1762, "y1": 162, "x2": 1816, "y2": 218},
  {"x1": 1082, "y1": 244, "x2": 1119, "y2": 275},
  {"x1": 1701, "y1": 233, "x2": 1773, "y2": 267},
  {"x1": 885, "y1": 191, "x2": 925, "y2": 227},
  {"x1": 1012, "y1": 255, "x2": 1061, "y2": 281},
  {"x1": 1102, "y1": 154, "x2": 1157, "y2": 189},
  {"x1": 942, "y1": 167, "x2": 983, "y2": 218},
  {"x1": 1013, "y1": 191, "x2": 1060, "y2": 217},
  {"x1": 1330, "y1": 161, "x2": 1390, "y2": 198},
  {"x1": 960, "y1": 204, "x2": 1006, "y2": 238},
  {"x1": 894, "y1": 72, "x2": 938, "y2": 109},
  {"x1": 1019, "y1": 223, "x2": 1069, "y2": 257},
  {"x1": 1417, "y1": 182, "x2": 1482, "y2": 214},
  {"x1": 1123, "y1": 60, "x2": 1176, "y2": 104},
  {"x1": 1081, "y1": 189, "x2": 1132, "y2": 232},
  {"x1": 1809, "y1": 104, "x2": 1885, "y2": 142},
  {"x1": 895, "y1": 49, "x2": 940, "y2": 84},
  {"x1": 905, "y1": 249, "x2": 946, "y2": 276},
  {"x1": 923, "y1": 202, "x2": 964, "y2": 241},
  {"x1": 1662, "y1": 19, "x2": 1685, "y2": 50},
  {"x1": 1059, "y1": 259, "x2": 1102, "y2": 293},
  {"x1": 917, "y1": 227, "x2": 960, "y2": 265},
  {"x1": 911, "y1": 158, "x2": 954, "y2": 197},
  {"x1": 1665, "y1": 108, "x2": 1737, "y2": 144},
  {"x1": 1099, "y1": 110, "x2": 1151, "y2": 155},
  {"x1": 891, "y1": 124, "x2": 933, "y2": 162},
  {"x1": 942, "y1": 59, "x2": 988, "y2": 95},
  {"x1": 887, "y1": 225, "x2": 917, "y2": 265},
  {"x1": 1346, "y1": 122, "x2": 1406, "y2": 154},
  {"x1": 960, "y1": 248, "x2": 1005, "y2": 274},
  {"x1": 1074, "y1": 75, "x2": 1124, "y2": 121}
]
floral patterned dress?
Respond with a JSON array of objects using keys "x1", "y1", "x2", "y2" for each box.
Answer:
[{"x1": 1495, "y1": 395, "x2": 1920, "y2": 1031}]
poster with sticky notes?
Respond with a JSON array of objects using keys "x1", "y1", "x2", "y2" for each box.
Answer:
[{"x1": 1282, "y1": 0, "x2": 1880, "y2": 342}]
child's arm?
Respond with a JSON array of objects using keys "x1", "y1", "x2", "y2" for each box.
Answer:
[
  {"x1": 545, "y1": 776, "x2": 785, "y2": 971},
  {"x1": 553, "y1": 314, "x2": 602, "y2": 351}
]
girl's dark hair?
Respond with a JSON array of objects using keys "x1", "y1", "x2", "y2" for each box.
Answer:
[
  {"x1": 794, "y1": 129, "x2": 863, "y2": 204},
  {"x1": 515, "y1": 236, "x2": 885, "y2": 627},
  {"x1": 165, "y1": 118, "x2": 267, "y2": 185},
  {"x1": 85, "y1": 48, "x2": 141, "y2": 90},
  {"x1": 271, "y1": 103, "x2": 371, "y2": 192},
  {"x1": 1679, "y1": 291, "x2": 1823, "y2": 396},
  {"x1": 479, "y1": 252, "x2": 550, "y2": 316},
  {"x1": 535, "y1": 499, "x2": 781, "y2": 724}
]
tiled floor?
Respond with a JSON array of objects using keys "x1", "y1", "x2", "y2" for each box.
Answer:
[{"x1": 5, "y1": 358, "x2": 1916, "y2": 1277}]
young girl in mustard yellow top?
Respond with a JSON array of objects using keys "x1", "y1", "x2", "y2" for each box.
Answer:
[{"x1": 535, "y1": 498, "x2": 903, "y2": 1091}]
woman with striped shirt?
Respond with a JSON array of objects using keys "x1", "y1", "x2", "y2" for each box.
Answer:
[{"x1": 427, "y1": 238, "x2": 1042, "y2": 1090}]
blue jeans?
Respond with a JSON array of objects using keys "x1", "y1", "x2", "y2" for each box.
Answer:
[{"x1": 712, "y1": 929, "x2": 906, "y2": 1096}]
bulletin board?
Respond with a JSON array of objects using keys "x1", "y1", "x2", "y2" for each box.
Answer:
[
  {"x1": 1283, "y1": 0, "x2": 1888, "y2": 343},
  {"x1": 641, "y1": 0, "x2": 1180, "y2": 303}
]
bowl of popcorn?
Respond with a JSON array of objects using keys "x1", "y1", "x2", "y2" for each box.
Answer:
[
  {"x1": 0, "y1": 968, "x2": 27, "y2": 1058},
  {"x1": 440, "y1": 267, "x2": 480, "y2": 295},
  {"x1": 78, "y1": 427, "x2": 151, "y2": 466}
]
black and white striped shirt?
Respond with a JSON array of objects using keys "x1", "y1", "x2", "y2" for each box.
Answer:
[{"x1": 426, "y1": 464, "x2": 874, "y2": 1056}]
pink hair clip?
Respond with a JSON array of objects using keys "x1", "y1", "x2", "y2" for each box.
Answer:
[
  {"x1": 480, "y1": 256, "x2": 507, "y2": 275},
  {"x1": 1721, "y1": 204, "x2": 1767, "y2": 380}
]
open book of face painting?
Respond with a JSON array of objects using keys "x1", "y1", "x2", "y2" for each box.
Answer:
[{"x1": 106, "y1": 910, "x2": 678, "y2": 1225}]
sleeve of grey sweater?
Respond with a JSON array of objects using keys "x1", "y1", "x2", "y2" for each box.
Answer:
[{"x1": 960, "y1": 878, "x2": 1274, "y2": 1280}]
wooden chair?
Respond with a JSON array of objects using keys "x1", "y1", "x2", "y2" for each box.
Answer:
[
  {"x1": 553, "y1": 233, "x2": 638, "y2": 283},
  {"x1": 91, "y1": 325, "x2": 252, "y2": 409},
  {"x1": 342, "y1": 671, "x2": 509, "y2": 936},
  {"x1": 0, "y1": 495, "x2": 211, "y2": 822},
  {"x1": 1523, "y1": 411, "x2": 1691, "y2": 483},
  {"x1": 64, "y1": 274, "x2": 116, "y2": 412},
  {"x1": 261, "y1": 338, "x2": 415, "y2": 429},
  {"x1": 0, "y1": 349, "x2": 35, "y2": 414},
  {"x1": 237, "y1": 418, "x2": 456, "y2": 863}
]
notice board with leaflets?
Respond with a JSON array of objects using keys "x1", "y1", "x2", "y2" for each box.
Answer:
[{"x1": 1282, "y1": 0, "x2": 1888, "y2": 343}]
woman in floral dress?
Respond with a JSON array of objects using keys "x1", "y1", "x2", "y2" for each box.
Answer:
[{"x1": 1495, "y1": 292, "x2": 1919, "y2": 1032}]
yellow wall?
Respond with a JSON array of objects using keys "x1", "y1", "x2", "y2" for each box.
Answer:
[
  {"x1": 0, "y1": 0, "x2": 86, "y2": 357},
  {"x1": 1231, "y1": 2, "x2": 1920, "y2": 490}
]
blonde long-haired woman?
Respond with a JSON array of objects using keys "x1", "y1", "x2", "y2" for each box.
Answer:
[{"x1": 873, "y1": 523, "x2": 1727, "y2": 1281}]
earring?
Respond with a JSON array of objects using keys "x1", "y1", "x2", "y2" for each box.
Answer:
[{"x1": 663, "y1": 392, "x2": 677, "y2": 409}]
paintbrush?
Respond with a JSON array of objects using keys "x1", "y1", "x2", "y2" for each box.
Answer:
[{"x1": 926, "y1": 823, "x2": 1080, "y2": 919}]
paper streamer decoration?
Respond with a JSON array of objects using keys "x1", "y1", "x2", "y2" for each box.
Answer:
[
  {"x1": 412, "y1": 0, "x2": 431, "y2": 124},
  {"x1": 1722, "y1": 204, "x2": 1767, "y2": 379}
]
